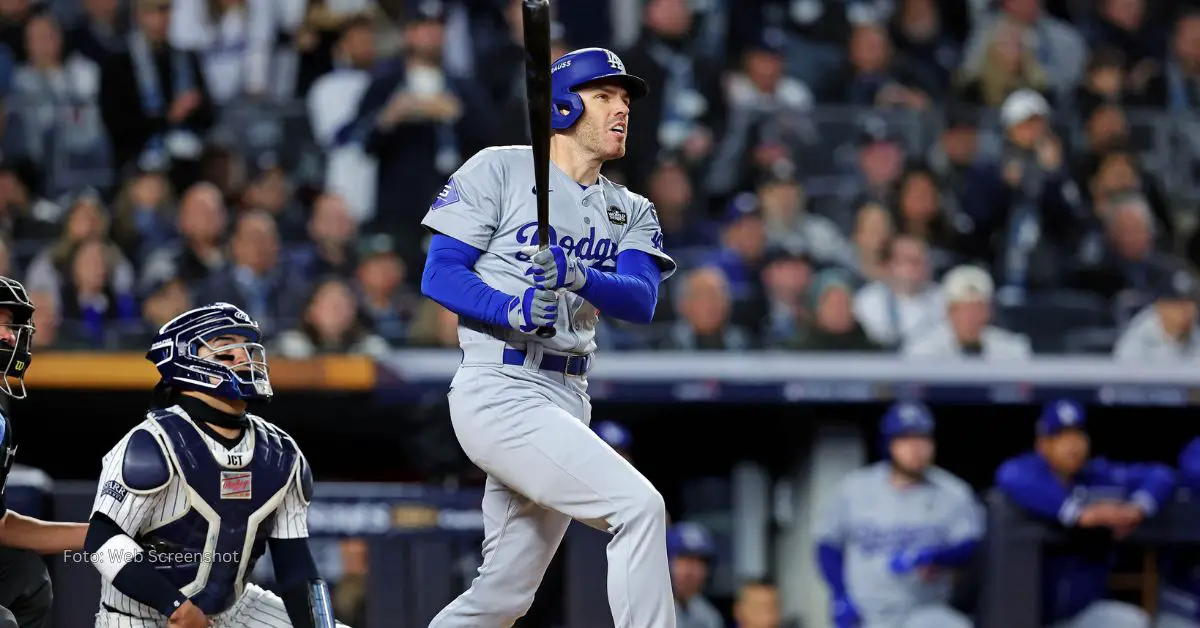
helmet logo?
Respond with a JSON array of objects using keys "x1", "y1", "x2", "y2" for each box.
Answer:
[
  {"x1": 552, "y1": 59, "x2": 572, "y2": 74},
  {"x1": 605, "y1": 50, "x2": 625, "y2": 73}
]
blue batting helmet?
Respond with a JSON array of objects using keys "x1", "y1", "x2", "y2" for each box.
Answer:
[
  {"x1": 146, "y1": 302, "x2": 273, "y2": 401},
  {"x1": 551, "y1": 47, "x2": 648, "y2": 130},
  {"x1": 879, "y1": 401, "x2": 935, "y2": 455}
]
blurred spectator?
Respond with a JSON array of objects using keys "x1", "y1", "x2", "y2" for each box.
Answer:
[
  {"x1": 759, "y1": 172, "x2": 856, "y2": 271},
  {"x1": 25, "y1": 190, "x2": 135, "y2": 298},
  {"x1": 110, "y1": 166, "x2": 175, "y2": 264},
  {"x1": 65, "y1": 0, "x2": 126, "y2": 66},
  {"x1": 1074, "y1": 48, "x2": 1134, "y2": 113},
  {"x1": 167, "y1": 0, "x2": 275, "y2": 105},
  {"x1": 407, "y1": 298, "x2": 459, "y2": 348},
  {"x1": 662, "y1": 266, "x2": 753, "y2": 351},
  {"x1": 646, "y1": 159, "x2": 715, "y2": 251},
  {"x1": 954, "y1": 16, "x2": 1051, "y2": 107},
  {"x1": 759, "y1": 248, "x2": 813, "y2": 345},
  {"x1": 1080, "y1": 103, "x2": 1131, "y2": 156},
  {"x1": 837, "y1": 119, "x2": 906, "y2": 222},
  {"x1": 1142, "y1": 10, "x2": 1200, "y2": 110},
  {"x1": 1082, "y1": 0, "x2": 1166, "y2": 85},
  {"x1": 350, "y1": 1, "x2": 496, "y2": 245},
  {"x1": 60, "y1": 236, "x2": 139, "y2": 345},
  {"x1": 905, "y1": 264, "x2": 1033, "y2": 357},
  {"x1": 888, "y1": 0, "x2": 962, "y2": 88},
  {"x1": 732, "y1": 579, "x2": 783, "y2": 628},
  {"x1": 138, "y1": 181, "x2": 226, "y2": 293},
  {"x1": 667, "y1": 522, "x2": 722, "y2": 628},
  {"x1": 0, "y1": 0, "x2": 34, "y2": 64},
  {"x1": 927, "y1": 108, "x2": 981, "y2": 200},
  {"x1": 461, "y1": 0, "x2": 533, "y2": 148},
  {"x1": 960, "y1": 0, "x2": 1087, "y2": 101},
  {"x1": 332, "y1": 538, "x2": 368, "y2": 627},
  {"x1": 821, "y1": 21, "x2": 935, "y2": 109},
  {"x1": 140, "y1": 276, "x2": 191, "y2": 332},
  {"x1": 275, "y1": 276, "x2": 389, "y2": 358},
  {"x1": 238, "y1": 154, "x2": 307, "y2": 240},
  {"x1": 99, "y1": 0, "x2": 215, "y2": 193},
  {"x1": 786, "y1": 268, "x2": 882, "y2": 352},
  {"x1": 1114, "y1": 265, "x2": 1200, "y2": 360},
  {"x1": 0, "y1": 235, "x2": 10, "y2": 279},
  {"x1": 307, "y1": 15, "x2": 379, "y2": 224},
  {"x1": 293, "y1": 0, "x2": 380, "y2": 98},
  {"x1": 706, "y1": 32, "x2": 814, "y2": 198},
  {"x1": 1070, "y1": 192, "x2": 1172, "y2": 308},
  {"x1": 854, "y1": 235, "x2": 947, "y2": 347},
  {"x1": 891, "y1": 164, "x2": 969, "y2": 272},
  {"x1": 354, "y1": 234, "x2": 413, "y2": 343},
  {"x1": 1078, "y1": 147, "x2": 1174, "y2": 251},
  {"x1": 962, "y1": 89, "x2": 1086, "y2": 287},
  {"x1": 196, "y1": 210, "x2": 307, "y2": 335},
  {"x1": 614, "y1": 0, "x2": 725, "y2": 190},
  {"x1": 849, "y1": 200, "x2": 894, "y2": 281},
  {"x1": 292, "y1": 192, "x2": 357, "y2": 281},
  {"x1": 706, "y1": 193, "x2": 767, "y2": 321},
  {"x1": 12, "y1": 12, "x2": 109, "y2": 198},
  {"x1": 26, "y1": 287, "x2": 60, "y2": 349}
]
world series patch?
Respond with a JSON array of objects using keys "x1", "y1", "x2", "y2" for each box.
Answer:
[
  {"x1": 101, "y1": 480, "x2": 128, "y2": 503},
  {"x1": 607, "y1": 206, "x2": 627, "y2": 225},
  {"x1": 220, "y1": 471, "x2": 252, "y2": 500}
]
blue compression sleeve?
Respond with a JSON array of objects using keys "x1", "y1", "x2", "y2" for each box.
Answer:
[
  {"x1": 85, "y1": 513, "x2": 189, "y2": 617},
  {"x1": 269, "y1": 537, "x2": 320, "y2": 591},
  {"x1": 925, "y1": 540, "x2": 979, "y2": 568},
  {"x1": 421, "y1": 234, "x2": 515, "y2": 327},
  {"x1": 576, "y1": 250, "x2": 661, "y2": 324},
  {"x1": 816, "y1": 543, "x2": 849, "y2": 598}
]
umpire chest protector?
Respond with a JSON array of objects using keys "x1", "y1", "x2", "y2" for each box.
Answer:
[{"x1": 125, "y1": 406, "x2": 306, "y2": 614}]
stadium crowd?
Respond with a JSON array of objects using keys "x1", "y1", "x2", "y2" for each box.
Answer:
[{"x1": 0, "y1": 0, "x2": 1195, "y2": 358}]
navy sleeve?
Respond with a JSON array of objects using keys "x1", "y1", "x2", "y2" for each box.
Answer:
[
  {"x1": 420, "y1": 234, "x2": 517, "y2": 327},
  {"x1": 576, "y1": 250, "x2": 661, "y2": 324},
  {"x1": 85, "y1": 513, "x2": 188, "y2": 617},
  {"x1": 995, "y1": 455, "x2": 1084, "y2": 526},
  {"x1": 269, "y1": 537, "x2": 320, "y2": 591}
]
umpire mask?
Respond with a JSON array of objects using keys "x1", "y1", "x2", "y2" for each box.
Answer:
[{"x1": 0, "y1": 277, "x2": 35, "y2": 399}]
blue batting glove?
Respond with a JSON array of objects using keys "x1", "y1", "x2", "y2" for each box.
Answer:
[
  {"x1": 523, "y1": 245, "x2": 588, "y2": 291},
  {"x1": 832, "y1": 596, "x2": 861, "y2": 628},
  {"x1": 506, "y1": 287, "x2": 558, "y2": 333},
  {"x1": 889, "y1": 547, "x2": 932, "y2": 575}
]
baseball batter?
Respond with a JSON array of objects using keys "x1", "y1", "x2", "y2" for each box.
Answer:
[
  {"x1": 83, "y1": 303, "x2": 346, "y2": 628},
  {"x1": 815, "y1": 402, "x2": 981, "y2": 628},
  {"x1": 419, "y1": 47, "x2": 677, "y2": 627}
]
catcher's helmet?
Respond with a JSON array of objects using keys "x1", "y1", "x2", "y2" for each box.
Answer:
[
  {"x1": 879, "y1": 401, "x2": 935, "y2": 456},
  {"x1": 0, "y1": 277, "x2": 35, "y2": 399},
  {"x1": 146, "y1": 302, "x2": 273, "y2": 402},
  {"x1": 551, "y1": 47, "x2": 648, "y2": 130}
]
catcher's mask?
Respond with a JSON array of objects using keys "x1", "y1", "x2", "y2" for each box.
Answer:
[{"x1": 0, "y1": 277, "x2": 35, "y2": 399}]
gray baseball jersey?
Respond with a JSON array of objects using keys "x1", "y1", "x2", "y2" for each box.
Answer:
[
  {"x1": 814, "y1": 462, "x2": 984, "y2": 624},
  {"x1": 420, "y1": 145, "x2": 676, "y2": 354}
]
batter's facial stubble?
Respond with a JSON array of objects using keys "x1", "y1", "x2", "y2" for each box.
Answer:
[{"x1": 565, "y1": 83, "x2": 630, "y2": 162}]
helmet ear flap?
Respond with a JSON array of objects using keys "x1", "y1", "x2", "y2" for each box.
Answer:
[{"x1": 551, "y1": 91, "x2": 585, "y2": 130}]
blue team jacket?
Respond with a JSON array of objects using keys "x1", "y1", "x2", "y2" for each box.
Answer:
[
  {"x1": 995, "y1": 452, "x2": 1176, "y2": 623},
  {"x1": 1163, "y1": 438, "x2": 1200, "y2": 617}
]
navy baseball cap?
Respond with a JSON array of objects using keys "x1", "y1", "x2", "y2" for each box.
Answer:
[
  {"x1": 719, "y1": 192, "x2": 762, "y2": 225},
  {"x1": 666, "y1": 522, "x2": 715, "y2": 559},
  {"x1": 594, "y1": 421, "x2": 631, "y2": 450},
  {"x1": 1037, "y1": 400, "x2": 1087, "y2": 436},
  {"x1": 880, "y1": 401, "x2": 935, "y2": 439},
  {"x1": 1151, "y1": 266, "x2": 1199, "y2": 302},
  {"x1": 859, "y1": 116, "x2": 898, "y2": 147}
]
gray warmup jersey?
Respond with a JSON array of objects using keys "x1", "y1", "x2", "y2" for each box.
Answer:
[
  {"x1": 420, "y1": 146, "x2": 677, "y2": 354},
  {"x1": 814, "y1": 462, "x2": 984, "y2": 622}
]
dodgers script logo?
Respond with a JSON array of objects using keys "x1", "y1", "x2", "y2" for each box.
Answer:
[
  {"x1": 514, "y1": 222, "x2": 618, "y2": 270},
  {"x1": 848, "y1": 523, "x2": 948, "y2": 556}
]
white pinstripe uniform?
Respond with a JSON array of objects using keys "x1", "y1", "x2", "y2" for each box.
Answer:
[{"x1": 89, "y1": 407, "x2": 348, "y2": 628}]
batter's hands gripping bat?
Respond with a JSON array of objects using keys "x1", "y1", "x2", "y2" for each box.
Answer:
[{"x1": 522, "y1": 0, "x2": 556, "y2": 339}]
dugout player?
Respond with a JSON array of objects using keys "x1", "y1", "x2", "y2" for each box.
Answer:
[
  {"x1": 814, "y1": 401, "x2": 980, "y2": 628},
  {"x1": 0, "y1": 276, "x2": 89, "y2": 628},
  {"x1": 82, "y1": 303, "x2": 347, "y2": 628},
  {"x1": 419, "y1": 47, "x2": 677, "y2": 627},
  {"x1": 995, "y1": 399, "x2": 1172, "y2": 628},
  {"x1": 667, "y1": 522, "x2": 722, "y2": 628},
  {"x1": 1155, "y1": 436, "x2": 1200, "y2": 628}
]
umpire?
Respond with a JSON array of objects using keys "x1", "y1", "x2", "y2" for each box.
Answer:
[{"x1": 0, "y1": 277, "x2": 88, "y2": 628}]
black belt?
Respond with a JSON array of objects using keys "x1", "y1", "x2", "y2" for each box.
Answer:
[{"x1": 502, "y1": 347, "x2": 592, "y2": 376}]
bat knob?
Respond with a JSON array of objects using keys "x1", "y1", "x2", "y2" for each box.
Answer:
[{"x1": 536, "y1": 326, "x2": 556, "y2": 339}]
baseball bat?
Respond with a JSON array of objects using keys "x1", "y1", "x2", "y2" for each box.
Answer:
[{"x1": 522, "y1": 0, "x2": 556, "y2": 339}]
